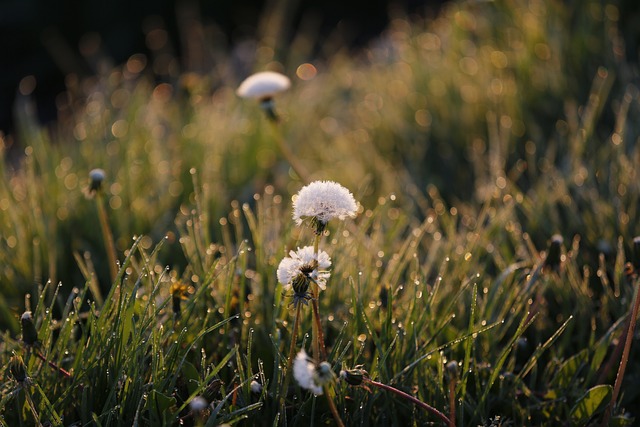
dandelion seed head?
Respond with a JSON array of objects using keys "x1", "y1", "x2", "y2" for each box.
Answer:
[
  {"x1": 314, "y1": 361, "x2": 335, "y2": 387},
  {"x1": 293, "y1": 350, "x2": 323, "y2": 395},
  {"x1": 292, "y1": 181, "x2": 358, "y2": 231},
  {"x1": 277, "y1": 246, "x2": 331, "y2": 292},
  {"x1": 236, "y1": 71, "x2": 291, "y2": 100}
]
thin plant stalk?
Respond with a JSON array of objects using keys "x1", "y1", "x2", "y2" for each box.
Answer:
[
  {"x1": 596, "y1": 315, "x2": 630, "y2": 385},
  {"x1": 601, "y1": 279, "x2": 640, "y2": 426},
  {"x1": 95, "y1": 192, "x2": 119, "y2": 285},
  {"x1": 363, "y1": 378, "x2": 451, "y2": 425},
  {"x1": 311, "y1": 234, "x2": 328, "y2": 361},
  {"x1": 323, "y1": 386, "x2": 345, "y2": 427},
  {"x1": 35, "y1": 350, "x2": 71, "y2": 378},
  {"x1": 268, "y1": 120, "x2": 310, "y2": 184},
  {"x1": 279, "y1": 302, "x2": 303, "y2": 413},
  {"x1": 448, "y1": 377, "x2": 456, "y2": 427}
]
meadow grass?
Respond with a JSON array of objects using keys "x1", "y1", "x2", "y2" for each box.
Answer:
[{"x1": 1, "y1": 0, "x2": 640, "y2": 425}]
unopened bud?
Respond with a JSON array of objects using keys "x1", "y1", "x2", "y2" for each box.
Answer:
[
  {"x1": 543, "y1": 234, "x2": 563, "y2": 272},
  {"x1": 633, "y1": 236, "x2": 640, "y2": 271},
  {"x1": 8, "y1": 356, "x2": 28, "y2": 382},
  {"x1": 446, "y1": 361, "x2": 459, "y2": 379},
  {"x1": 250, "y1": 380, "x2": 263, "y2": 394},
  {"x1": 88, "y1": 168, "x2": 106, "y2": 194},
  {"x1": 190, "y1": 396, "x2": 208, "y2": 412},
  {"x1": 21, "y1": 311, "x2": 38, "y2": 347},
  {"x1": 339, "y1": 368, "x2": 368, "y2": 386}
]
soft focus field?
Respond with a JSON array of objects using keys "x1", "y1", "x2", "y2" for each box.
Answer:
[{"x1": 1, "y1": 0, "x2": 640, "y2": 425}]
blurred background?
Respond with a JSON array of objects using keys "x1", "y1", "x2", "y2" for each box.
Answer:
[
  {"x1": 0, "y1": 0, "x2": 640, "y2": 332},
  {"x1": 0, "y1": 0, "x2": 448, "y2": 136}
]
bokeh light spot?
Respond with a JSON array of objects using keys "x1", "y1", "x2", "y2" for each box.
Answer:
[{"x1": 296, "y1": 63, "x2": 317, "y2": 81}]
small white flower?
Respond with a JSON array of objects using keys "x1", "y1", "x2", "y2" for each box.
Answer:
[
  {"x1": 293, "y1": 350, "x2": 323, "y2": 395},
  {"x1": 292, "y1": 181, "x2": 358, "y2": 233},
  {"x1": 236, "y1": 71, "x2": 291, "y2": 100},
  {"x1": 277, "y1": 246, "x2": 331, "y2": 293}
]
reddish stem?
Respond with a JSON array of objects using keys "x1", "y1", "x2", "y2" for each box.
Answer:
[
  {"x1": 364, "y1": 378, "x2": 451, "y2": 425},
  {"x1": 36, "y1": 351, "x2": 72, "y2": 378}
]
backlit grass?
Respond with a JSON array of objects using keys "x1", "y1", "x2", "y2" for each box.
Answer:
[{"x1": 1, "y1": 0, "x2": 640, "y2": 425}]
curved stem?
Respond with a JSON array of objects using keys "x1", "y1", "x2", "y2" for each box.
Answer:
[
  {"x1": 364, "y1": 378, "x2": 451, "y2": 425},
  {"x1": 278, "y1": 302, "x2": 303, "y2": 415},
  {"x1": 95, "y1": 193, "x2": 119, "y2": 285},
  {"x1": 324, "y1": 386, "x2": 345, "y2": 427},
  {"x1": 36, "y1": 350, "x2": 71, "y2": 378},
  {"x1": 448, "y1": 378, "x2": 456, "y2": 427},
  {"x1": 601, "y1": 281, "x2": 640, "y2": 426},
  {"x1": 268, "y1": 120, "x2": 310, "y2": 184}
]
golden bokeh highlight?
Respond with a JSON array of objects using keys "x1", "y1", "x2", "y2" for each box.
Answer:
[{"x1": 296, "y1": 63, "x2": 317, "y2": 81}]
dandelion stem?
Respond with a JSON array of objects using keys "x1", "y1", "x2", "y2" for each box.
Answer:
[
  {"x1": 268, "y1": 120, "x2": 310, "y2": 184},
  {"x1": 95, "y1": 192, "x2": 119, "y2": 285},
  {"x1": 324, "y1": 386, "x2": 345, "y2": 427},
  {"x1": 36, "y1": 351, "x2": 72, "y2": 378},
  {"x1": 311, "y1": 234, "x2": 328, "y2": 361},
  {"x1": 279, "y1": 302, "x2": 303, "y2": 415},
  {"x1": 448, "y1": 377, "x2": 456, "y2": 427},
  {"x1": 601, "y1": 279, "x2": 640, "y2": 426},
  {"x1": 363, "y1": 378, "x2": 451, "y2": 425},
  {"x1": 596, "y1": 316, "x2": 629, "y2": 385}
]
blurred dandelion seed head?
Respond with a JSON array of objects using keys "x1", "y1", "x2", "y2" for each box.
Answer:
[
  {"x1": 236, "y1": 71, "x2": 291, "y2": 101},
  {"x1": 293, "y1": 350, "x2": 334, "y2": 395}
]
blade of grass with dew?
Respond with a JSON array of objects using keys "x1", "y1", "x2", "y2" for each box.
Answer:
[
  {"x1": 516, "y1": 315, "x2": 574, "y2": 381},
  {"x1": 474, "y1": 312, "x2": 538, "y2": 419},
  {"x1": 458, "y1": 282, "x2": 478, "y2": 402}
]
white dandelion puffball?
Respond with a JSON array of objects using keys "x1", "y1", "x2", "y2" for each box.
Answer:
[
  {"x1": 293, "y1": 350, "x2": 323, "y2": 395},
  {"x1": 236, "y1": 71, "x2": 291, "y2": 100},
  {"x1": 292, "y1": 181, "x2": 358, "y2": 226},
  {"x1": 277, "y1": 246, "x2": 331, "y2": 291}
]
